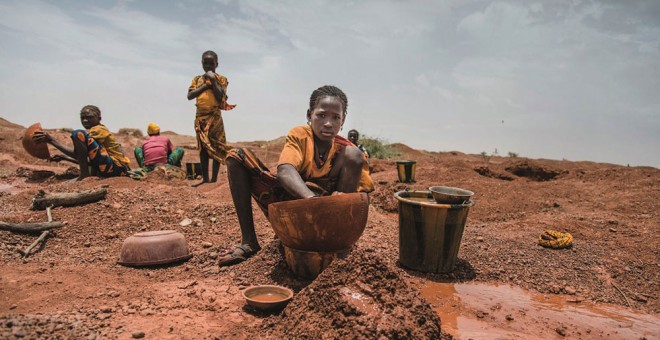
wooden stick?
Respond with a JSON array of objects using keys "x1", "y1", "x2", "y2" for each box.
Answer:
[
  {"x1": 612, "y1": 283, "x2": 631, "y2": 308},
  {"x1": 19, "y1": 230, "x2": 50, "y2": 258},
  {"x1": 30, "y1": 188, "x2": 108, "y2": 210},
  {"x1": 18, "y1": 206, "x2": 56, "y2": 258},
  {"x1": 0, "y1": 221, "x2": 63, "y2": 233}
]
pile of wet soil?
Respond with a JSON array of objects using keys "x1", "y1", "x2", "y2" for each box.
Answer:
[{"x1": 264, "y1": 248, "x2": 447, "y2": 339}]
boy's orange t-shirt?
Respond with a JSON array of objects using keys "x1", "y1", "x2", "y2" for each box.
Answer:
[
  {"x1": 278, "y1": 125, "x2": 374, "y2": 192},
  {"x1": 188, "y1": 73, "x2": 233, "y2": 115}
]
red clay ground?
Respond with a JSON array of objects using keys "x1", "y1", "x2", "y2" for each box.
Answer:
[{"x1": 0, "y1": 117, "x2": 658, "y2": 339}]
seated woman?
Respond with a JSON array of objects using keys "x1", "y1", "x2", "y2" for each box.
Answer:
[
  {"x1": 134, "y1": 122, "x2": 185, "y2": 171},
  {"x1": 32, "y1": 105, "x2": 130, "y2": 180},
  {"x1": 219, "y1": 85, "x2": 373, "y2": 266}
]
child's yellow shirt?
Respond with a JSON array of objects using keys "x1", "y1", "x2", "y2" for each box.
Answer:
[
  {"x1": 89, "y1": 124, "x2": 130, "y2": 167},
  {"x1": 278, "y1": 125, "x2": 374, "y2": 192},
  {"x1": 189, "y1": 73, "x2": 233, "y2": 116}
]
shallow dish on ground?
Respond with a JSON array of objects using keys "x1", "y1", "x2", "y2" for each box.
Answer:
[
  {"x1": 428, "y1": 186, "x2": 474, "y2": 204},
  {"x1": 117, "y1": 230, "x2": 192, "y2": 267},
  {"x1": 242, "y1": 285, "x2": 294, "y2": 311}
]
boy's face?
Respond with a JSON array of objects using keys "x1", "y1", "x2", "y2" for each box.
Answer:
[
  {"x1": 202, "y1": 54, "x2": 218, "y2": 72},
  {"x1": 307, "y1": 96, "x2": 345, "y2": 143},
  {"x1": 347, "y1": 131, "x2": 358, "y2": 145},
  {"x1": 80, "y1": 109, "x2": 101, "y2": 129}
]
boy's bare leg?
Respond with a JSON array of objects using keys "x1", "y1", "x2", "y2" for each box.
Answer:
[
  {"x1": 71, "y1": 135, "x2": 90, "y2": 180},
  {"x1": 226, "y1": 158, "x2": 260, "y2": 250},
  {"x1": 210, "y1": 159, "x2": 220, "y2": 182},
  {"x1": 199, "y1": 149, "x2": 210, "y2": 183},
  {"x1": 334, "y1": 146, "x2": 364, "y2": 193}
]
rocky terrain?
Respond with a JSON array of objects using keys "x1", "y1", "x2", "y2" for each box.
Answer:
[{"x1": 0, "y1": 117, "x2": 658, "y2": 339}]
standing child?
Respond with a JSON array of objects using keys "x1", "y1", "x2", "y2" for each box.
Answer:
[
  {"x1": 32, "y1": 105, "x2": 131, "y2": 180},
  {"x1": 187, "y1": 50, "x2": 235, "y2": 184},
  {"x1": 218, "y1": 85, "x2": 373, "y2": 266}
]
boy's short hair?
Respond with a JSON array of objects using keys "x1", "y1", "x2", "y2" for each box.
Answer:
[
  {"x1": 309, "y1": 85, "x2": 348, "y2": 115},
  {"x1": 202, "y1": 50, "x2": 218, "y2": 60},
  {"x1": 81, "y1": 105, "x2": 101, "y2": 118}
]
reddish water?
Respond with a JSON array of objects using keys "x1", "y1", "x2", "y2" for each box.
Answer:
[
  {"x1": 340, "y1": 287, "x2": 380, "y2": 315},
  {"x1": 250, "y1": 293, "x2": 287, "y2": 302},
  {"x1": 0, "y1": 183, "x2": 17, "y2": 193},
  {"x1": 421, "y1": 282, "x2": 659, "y2": 339}
]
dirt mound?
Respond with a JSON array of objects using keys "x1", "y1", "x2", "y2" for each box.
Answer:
[
  {"x1": 0, "y1": 117, "x2": 24, "y2": 129},
  {"x1": 266, "y1": 248, "x2": 446, "y2": 339},
  {"x1": 505, "y1": 159, "x2": 567, "y2": 181},
  {"x1": 473, "y1": 165, "x2": 515, "y2": 181},
  {"x1": 389, "y1": 143, "x2": 429, "y2": 160},
  {"x1": 116, "y1": 128, "x2": 143, "y2": 138}
]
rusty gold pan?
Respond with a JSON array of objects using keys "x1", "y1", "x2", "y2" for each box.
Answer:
[
  {"x1": 267, "y1": 192, "x2": 369, "y2": 252},
  {"x1": 22, "y1": 123, "x2": 51, "y2": 160}
]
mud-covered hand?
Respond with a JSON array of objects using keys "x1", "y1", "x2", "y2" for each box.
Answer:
[
  {"x1": 204, "y1": 71, "x2": 217, "y2": 83},
  {"x1": 32, "y1": 131, "x2": 52, "y2": 144}
]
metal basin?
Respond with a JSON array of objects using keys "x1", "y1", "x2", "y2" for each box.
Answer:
[
  {"x1": 22, "y1": 123, "x2": 51, "y2": 160},
  {"x1": 118, "y1": 230, "x2": 192, "y2": 267},
  {"x1": 267, "y1": 192, "x2": 369, "y2": 252},
  {"x1": 429, "y1": 186, "x2": 474, "y2": 204}
]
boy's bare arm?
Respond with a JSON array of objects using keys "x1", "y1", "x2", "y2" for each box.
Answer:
[
  {"x1": 202, "y1": 71, "x2": 226, "y2": 103},
  {"x1": 277, "y1": 164, "x2": 316, "y2": 199},
  {"x1": 187, "y1": 82, "x2": 212, "y2": 100},
  {"x1": 32, "y1": 131, "x2": 76, "y2": 158}
]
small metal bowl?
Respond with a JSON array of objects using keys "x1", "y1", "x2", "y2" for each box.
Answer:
[
  {"x1": 118, "y1": 230, "x2": 192, "y2": 267},
  {"x1": 428, "y1": 186, "x2": 474, "y2": 204},
  {"x1": 242, "y1": 285, "x2": 294, "y2": 311}
]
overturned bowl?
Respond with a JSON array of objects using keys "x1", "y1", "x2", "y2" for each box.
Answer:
[
  {"x1": 267, "y1": 192, "x2": 369, "y2": 252},
  {"x1": 242, "y1": 285, "x2": 294, "y2": 311},
  {"x1": 429, "y1": 186, "x2": 474, "y2": 204},
  {"x1": 118, "y1": 230, "x2": 192, "y2": 267},
  {"x1": 22, "y1": 123, "x2": 51, "y2": 160}
]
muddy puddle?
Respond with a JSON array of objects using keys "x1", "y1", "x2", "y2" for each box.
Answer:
[
  {"x1": 421, "y1": 282, "x2": 659, "y2": 339},
  {"x1": 0, "y1": 183, "x2": 18, "y2": 194}
]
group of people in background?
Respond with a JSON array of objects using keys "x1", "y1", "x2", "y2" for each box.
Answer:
[
  {"x1": 34, "y1": 50, "x2": 368, "y2": 184},
  {"x1": 33, "y1": 50, "x2": 373, "y2": 267}
]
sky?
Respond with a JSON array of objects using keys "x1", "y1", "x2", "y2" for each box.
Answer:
[{"x1": 1, "y1": 0, "x2": 659, "y2": 167}]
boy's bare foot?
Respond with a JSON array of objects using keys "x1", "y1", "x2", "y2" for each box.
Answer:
[
  {"x1": 191, "y1": 180, "x2": 208, "y2": 188},
  {"x1": 218, "y1": 244, "x2": 260, "y2": 267}
]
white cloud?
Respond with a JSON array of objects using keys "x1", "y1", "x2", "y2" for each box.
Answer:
[{"x1": 0, "y1": 0, "x2": 659, "y2": 167}]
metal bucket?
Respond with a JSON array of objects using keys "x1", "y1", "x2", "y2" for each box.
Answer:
[
  {"x1": 395, "y1": 190, "x2": 474, "y2": 273},
  {"x1": 396, "y1": 160, "x2": 416, "y2": 183}
]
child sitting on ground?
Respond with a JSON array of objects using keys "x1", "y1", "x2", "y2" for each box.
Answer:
[
  {"x1": 218, "y1": 85, "x2": 373, "y2": 266},
  {"x1": 134, "y1": 122, "x2": 185, "y2": 171},
  {"x1": 187, "y1": 50, "x2": 235, "y2": 185},
  {"x1": 33, "y1": 105, "x2": 131, "y2": 180}
]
